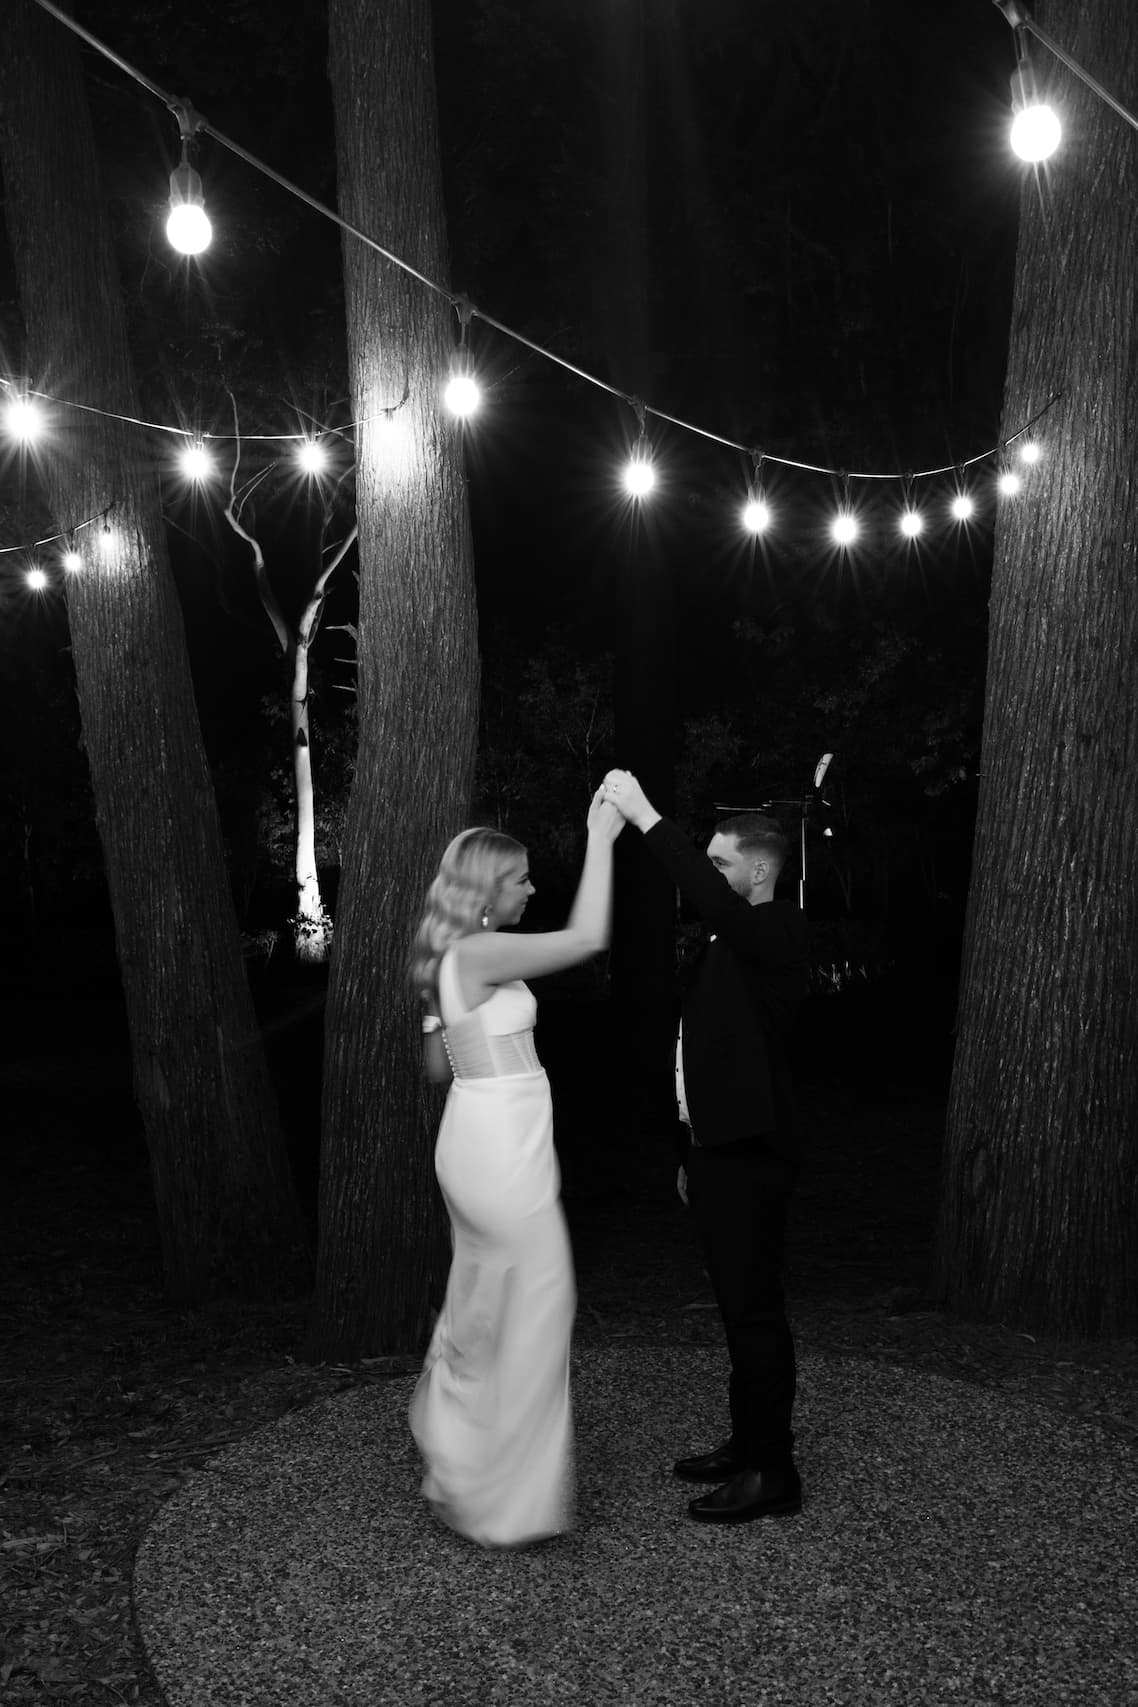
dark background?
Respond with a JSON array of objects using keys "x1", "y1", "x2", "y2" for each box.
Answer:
[{"x1": 0, "y1": 0, "x2": 1027, "y2": 1091}]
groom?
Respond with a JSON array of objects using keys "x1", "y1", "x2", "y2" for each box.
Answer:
[{"x1": 602, "y1": 770, "x2": 811, "y2": 1524}]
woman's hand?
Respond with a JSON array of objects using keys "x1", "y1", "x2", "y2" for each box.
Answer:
[
  {"x1": 587, "y1": 784, "x2": 625, "y2": 842},
  {"x1": 601, "y1": 770, "x2": 660, "y2": 833}
]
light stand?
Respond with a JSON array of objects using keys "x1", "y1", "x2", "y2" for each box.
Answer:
[{"x1": 715, "y1": 751, "x2": 833, "y2": 912}]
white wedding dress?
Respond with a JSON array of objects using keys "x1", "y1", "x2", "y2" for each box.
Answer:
[{"x1": 408, "y1": 947, "x2": 576, "y2": 1547}]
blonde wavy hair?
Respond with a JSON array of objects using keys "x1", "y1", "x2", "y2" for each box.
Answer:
[{"x1": 409, "y1": 827, "x2": 527, "y2": 1006}]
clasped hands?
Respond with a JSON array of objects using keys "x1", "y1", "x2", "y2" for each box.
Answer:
[
  {"x1": 601, "y1": 770, "x2": 659, "y2": 832},
  {"x1": 587, "y1": 769, "x2": 656, "y2": 839}
]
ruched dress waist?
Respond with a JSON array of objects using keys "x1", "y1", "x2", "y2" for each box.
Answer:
[{"x1": 444, "y1": 1018, "x2": 541, "y2": 1081}]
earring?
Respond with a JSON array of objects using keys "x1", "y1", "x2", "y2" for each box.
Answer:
[{"x1": 480, "y1": 906, "x2": 491, "y2": 929}]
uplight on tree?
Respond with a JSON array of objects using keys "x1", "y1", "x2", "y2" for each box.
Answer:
[{"x1": 166, "y1": 158, "x2": 212, "y2": 255}]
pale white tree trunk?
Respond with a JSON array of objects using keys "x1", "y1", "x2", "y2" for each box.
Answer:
[{"x1": 223, "y1": 411, "x2": 355, "y2": 963}]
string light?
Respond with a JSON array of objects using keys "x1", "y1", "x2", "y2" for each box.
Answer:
[
  {"x1": 998, "y1": 470, "x2": 1022, "y2": 497},
  {"x1": 98, "y1": 518, "x2": 118, "y2": 561},
  {"x1": 3, "y1": 395, "x2": 44, "y2": 443},
  {"x1": 951, "y1": 493, "x2": 975, "y2": 521},
  {"x1": 993, "y1": 0, "x2": 1138, "y2": 159},
  {"x1": 296, "y1": 438, "x2": 328, "y2": 476},
  {"x1": 1009, "y1": 40, "x2": 1061, "y2": 162},
  {"x1": 742, "y1": 452, "x2": 771, "y2": 534},
  {"x1": 1019, "y1": 441, "x2": 1042, "y2": 465},
  {"x1": 179, "y1": 440, "x2": 213, "y2": 481},
  {"x1": 445, "y1": 300, "x2": 481, "y2": 419},
  {"x1": 166, "y1": 103, "x2": 212, "y2": 256},
  {"x1": 26, "y1": 564, "x2": 48, "y2": 591},
  {"x1": 12, "y1": 0, "x2": 1082, "y2": 519},
  {"x1": 622, "y1": 458, "x2": 654, "y2": 497},
  {"x1": 831, "y1": 513, "x2": 858, "y2": 547},
  {"x1": 62, "y1": 548, "x2": 83, "y2": 572},
  {"x1": 742, "y1": 497, "x2": 772, "y2": 535},
  {"x1": 621, "y1": 401, "x2": 657, "y2": 499},
  {"x1": 443, "y1": 372, "x2": 481, "y2": 418},
  {"x1": 899, "y1": 508, "x2": 924, "y2": 539}
]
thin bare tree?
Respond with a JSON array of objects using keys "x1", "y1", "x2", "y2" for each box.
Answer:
[{"x1": 221, "y1": 398, "x2": 357, "y2": 962}]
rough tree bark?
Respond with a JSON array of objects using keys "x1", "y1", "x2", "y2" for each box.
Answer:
[
  {"x1": 0, "y1": 1, "x2": 309, "y2": 1301},
  {"x1": 310, "y1": 0, "x2": 479, "y2": 1358},
  {"x1": 935, "y1": 0, "x2": 1138, "y2": 1332}
]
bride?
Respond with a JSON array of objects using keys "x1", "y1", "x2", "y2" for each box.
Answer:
[{"x1": 407, "y1": 788, "x2": 623, "y2": 1547}]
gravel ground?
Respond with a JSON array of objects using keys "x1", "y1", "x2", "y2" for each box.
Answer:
[{"x1": 133, "y1": 1344, "x2": 1138, "y2": 1707}]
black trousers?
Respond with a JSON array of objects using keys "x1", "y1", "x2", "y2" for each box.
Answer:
[{"x1": 685, "y1": 1135, "x2": 797, "y2": 1471}]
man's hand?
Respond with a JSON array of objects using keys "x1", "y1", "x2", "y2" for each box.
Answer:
[
  {"x1": 587, "y1": 785, "x2": 625, "y2": 842},
  {"x1": 601, "y1": 769, "x2": 661, "y2": 833}
]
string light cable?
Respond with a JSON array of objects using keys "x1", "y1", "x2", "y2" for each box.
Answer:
[
  {"x1": 0, "y1": 508, "x2": 109, "y2": 559},
  {"x1": 6, "y1": 0, "x2": 1067, "y2": 574},
  {"x1": 992, "y1": 0, "x2": 1138, "y2": 140}
]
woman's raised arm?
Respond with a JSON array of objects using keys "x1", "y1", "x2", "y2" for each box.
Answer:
[{"x1": 454, "y1": 791, "x2": 623, "y2": 995}]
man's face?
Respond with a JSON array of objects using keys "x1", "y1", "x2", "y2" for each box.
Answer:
[{"x1": 705, "y1": 832, "x2": 758, "y2": 899}]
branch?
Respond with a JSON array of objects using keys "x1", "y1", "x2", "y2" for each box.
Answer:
[{"x1": 222, "y1": 389, "x2": 291, "y2": 658}]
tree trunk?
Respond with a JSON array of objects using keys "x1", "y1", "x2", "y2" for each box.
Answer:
[
  {"x1": 934, "y1": 0, "x2": 1138, "y2": 1332},
  {"x1": 0, "y1": 1, "x2": 309, "y2": 1301},
  {"x1": 311, "y1": 0, "x2": 479, "y2": 1358}
]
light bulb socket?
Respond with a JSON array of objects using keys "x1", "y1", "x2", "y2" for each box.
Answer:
[{"x1": 169, "y1": 159, "x2": 205, "y2": 208}]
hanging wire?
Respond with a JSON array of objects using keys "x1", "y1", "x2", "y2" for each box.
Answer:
[{"x1": 23, "y1": 0, "x2": 1066, "y2": 485}]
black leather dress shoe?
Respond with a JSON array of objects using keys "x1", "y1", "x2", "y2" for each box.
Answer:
[
  {"x1": 688, "y1": 1466, "x2": 802, "y2": 1524},
  {"x1": 672, "y1": 1442, "x2": 749, "y2": 1484}
]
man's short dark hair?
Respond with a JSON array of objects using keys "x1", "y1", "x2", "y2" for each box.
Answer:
[{"x1": 714, "y1": 812, "x2": 790, "y2": 873}]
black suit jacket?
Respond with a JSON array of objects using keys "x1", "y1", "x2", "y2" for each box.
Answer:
[{"x1": 643, "y1": 818, "x2": 811, "y2": 1160}]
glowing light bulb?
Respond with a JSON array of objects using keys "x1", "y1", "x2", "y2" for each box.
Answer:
[
  {"x1": 1019, "y1": 441, "x2": 1042, "y2": 465},
  {"x1": 26, "y1": 566, "x2": 48, "y2": 591},
  {"x1": 296, "y1": 439, "x2": 328, "y2": 476},
  {"x1": 623, "y1": 458, "x2": 655, "y2": 498},
  {"x1": 4, "y1": 396, "x2": 43, "y2": 442},
  {"x1": 998, "y1": 471, "x2": 1023, "y2": 497},
  {"x1": 899, "y1": 509, "x2": 924, "y2": 539},
  {"x1": 742, "y1": 498, "x2": 771, "y2": 534},
  {"x1": 1010, "y1": 102, "x2": 1061, "y2": 162},
  {"x1": 62, "y1": 549, "x2": 83, "y2": 573},
  {"x1": 179, "y1": 441, "x2": 213, "y2": 481},
  {"x1": 444, "y1": 374, "x2": 481, "y2": 417},
  {"x1": 831, "y1": 512, "x2": 858, "y2": 546},
  {"x1": 98, "y1": 525, "x2": 118, "y2": 561},
  {"x1": 166, "y1": 159, "x2": 212, "y2": 255},
  {"x1": 951, "y1": 493, "x2": 975, "y2": 521},
  {"x1": 1009, "y1": 55, "x2": 1061, "y2": 162}
]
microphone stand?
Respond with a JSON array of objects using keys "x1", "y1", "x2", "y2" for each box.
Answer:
[{"x1": 715, "y1": 752, "x2": 833, "y2": 912}]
